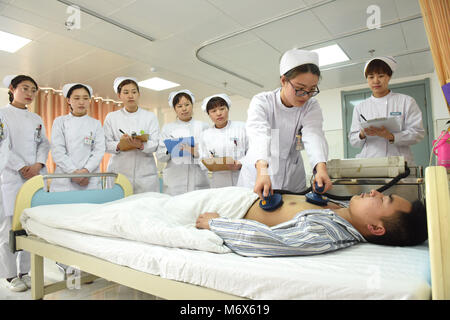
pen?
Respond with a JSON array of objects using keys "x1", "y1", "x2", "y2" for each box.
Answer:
[
  {"x1": 119, "y1": 129, "x2": 126, "y2": 135},
  {"x1": 360, "y1": 114, "x2": 367, "y2": 121}
]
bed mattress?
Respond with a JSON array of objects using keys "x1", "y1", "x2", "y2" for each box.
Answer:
[{"x1": 24, "y1": 218, "x2": 431, "y2": 300}]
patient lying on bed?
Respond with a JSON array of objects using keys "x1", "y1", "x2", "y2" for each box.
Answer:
[{"x1": 196, "y1": 190, "x2": 428, "y2": 257}]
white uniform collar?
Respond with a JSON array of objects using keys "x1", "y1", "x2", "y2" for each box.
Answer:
[
  {"x1": 8, "y1": 103, "x2": 28, "y2": 111},
  {"x1": 176, "y1": 117, "x2": 193, "y2": 125},
  {"x1": 214, "y1": 120, "x2": 231, "y2": 130},
  {"x1": 69, "y1": 112, "x2": 88, "y2": 119},
  {"x1": 121, "y1": 106, "x2": 140, "y2": 115},
  {"x1": 370, "y1": 90, "x2": 393, "y2": 102}
]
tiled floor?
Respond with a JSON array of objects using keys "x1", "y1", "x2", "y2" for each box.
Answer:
[{"x1": 0, "y1": 258, "x2": 161, "y2": 300}]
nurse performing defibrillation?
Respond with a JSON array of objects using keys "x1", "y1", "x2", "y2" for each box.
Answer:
[
  {"x1": 50, "y1": 83, "x2": 105, "y2": 192},
  {"x1": 349, "y1": 56, "x2": 424, "y2": 165},
  {"x1": 238, "y1": 49, "x2": 331, "y2": 200},
  {"x1": 199, "y1": 94, "x2": 248, "y2": 188},
  {"x1": 104, "y1": 77, "x2": 160, "y2": 194},
  {"x1": 156, "y1": 90, "x2": 210, "y2": 195},
  {"x1": 0, "y1": 75, "x2": 50, "y2": 293}
]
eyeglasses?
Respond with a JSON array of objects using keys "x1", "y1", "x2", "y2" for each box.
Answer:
[{"x1": 287, "y1": 80, "x2": 320, "y2": 97}]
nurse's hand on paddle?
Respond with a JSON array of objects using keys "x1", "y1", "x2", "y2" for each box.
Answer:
[
  {"x1": 19, "y1": 163, "x2": 43, "y2": 180},
  {"x1": 313, "y1": 163, "x2": 332, "y2": 194},
  {"x1": 254, "y1": 160, "x2": 273, "y2": 200}
]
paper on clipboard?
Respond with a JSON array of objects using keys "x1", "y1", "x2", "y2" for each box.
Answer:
[
  {"x1": 118, "y1": 134, "x2": 149, "y2": 151},
  {"x1": 361, "y1": 117, "x2": 401, "y2": 133}
]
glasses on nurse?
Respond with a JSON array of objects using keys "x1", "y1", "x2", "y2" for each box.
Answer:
[{"x1": 287, "y1": 79, "x2": 320, "y2": 97}]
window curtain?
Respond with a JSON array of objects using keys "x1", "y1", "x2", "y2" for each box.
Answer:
[
  {"x1": 419, "y1": 0, "x2": 450, "y2": 112},
  {"x1": 30, "y1": 89, "x2": 122, "y2": 173}
]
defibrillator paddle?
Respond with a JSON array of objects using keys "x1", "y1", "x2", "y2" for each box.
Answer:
[
  {"x1": 259, "y1": 193, "x2": 284, "y2": 211},
  {"x1": 305, "y1": 182, "x2": 329, "y2": 206}
]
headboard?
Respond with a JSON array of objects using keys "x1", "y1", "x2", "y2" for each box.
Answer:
[{"x1": 11, "y1": 173, "x2": 133, "y2": 232}]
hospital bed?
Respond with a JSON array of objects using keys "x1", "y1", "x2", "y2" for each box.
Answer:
[{"x1": 8, "y1": 167, "x2": 449, "y2": 300}]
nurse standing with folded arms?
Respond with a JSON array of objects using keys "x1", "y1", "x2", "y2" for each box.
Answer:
[
  {"x1": 348, "y1": 56, "x2": 424, "y2": 165},
  {"x1": 50, "y1": 83, "x2": 105, "y2": 191},
  {"x1": 238, "y1": 49, "x2": 331, "y2": 199},
  {"x1": 156, "y1": 90, "x2": 209, "y2": 195},
  {"x1": 0, "y1": 75, "x2": 50, "y2": 292},
  {"x1": 199, "y1": 94, "x2": 248, "y2": 188},
  {"x1": 103, "y1": 77, "x2": 160, "y2": 194}
]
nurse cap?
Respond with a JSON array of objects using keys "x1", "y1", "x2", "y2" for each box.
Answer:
[
  {"x1": 3, "y1": 75, "x2": 18, "y2": 88},
  {"x1": 62, "y1": 83, "x2": 93, "y2": 98},
  {"x1": 201, "y1": 93, "x2": 232, "y2": 113},
  {"x1": 279, "y1": 49, "x2": 319, "y2": 76},
  {"x1": 364, "y1": 56, "x2": 397, "y2": 76},
  {"x1": 168, "y1": 89, "x2": 195, "y2": 108},
  {"x1": 113, "y1": 76, "x2": 138, "y2": 94}
]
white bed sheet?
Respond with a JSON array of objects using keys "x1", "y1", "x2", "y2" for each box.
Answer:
[{"x1": 24, "y1": 218, "x2": 431, "y2": 300}]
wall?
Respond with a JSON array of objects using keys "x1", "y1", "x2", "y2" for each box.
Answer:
[{"x1": 0, "y1": 88, "x2": 8, "y2": 106}]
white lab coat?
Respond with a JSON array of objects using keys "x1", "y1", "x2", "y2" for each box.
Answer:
[
  {"x1": 50, "y1": 113, "x2": 105, "y2": 192},
  {"x1": 0, "y1": 104, "x2": 50, "y2": 219},
  {"x1": 349, "y1": 91, "x2": 424, "y2": 165},
  {"x1": 156, "y1": 118, "x2": 210, "y2": 195},
  {"x1": 104, "y1": 107, "x2": 160, "y2": 194},
  {"x1": 199, "y1": 120, "x2": 248, "y2": 188},
  {"x1": 237, "y1": 88, "x2": 328, "y2": 193},
  {"x1": 0, "y1": 111, "x2": 10, "y2": 173},
  {"x1": 0, "y1": 112, "x2": 10, "y2": 222}
]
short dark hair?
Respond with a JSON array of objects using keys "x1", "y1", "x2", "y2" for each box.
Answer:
[
  {"x1": 117, "y1": 79, "x2": 139, "y2": 94},
  {"x1": 172, "y1": 92, "x2": 193, "y2": 108},
  {"x1": 67, "y1": 84, "x2": 92, "y2": 99},
  {"x1": 8, "y1": 75, "x2": 39, "y2": 103},
  {"x1": 206, "y1": 97, "x2": 228, "y2": 114},
  {"x1": 365, "y1": 59, "x2": 393, "y2": 78},
  {"x1": 365, "y1": 200, "x2": 428, "y2": 246},
  {"x1": 283, "y1": 63, "x2": 321, "y2": 80}
]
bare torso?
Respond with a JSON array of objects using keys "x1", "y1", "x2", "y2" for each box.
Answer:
[{"x1": 244, "y1": 194, "x2": 343, "y2": 227}]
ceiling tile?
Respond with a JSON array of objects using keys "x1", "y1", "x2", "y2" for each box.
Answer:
[
  {"x1": 336, "y1": 24, "x2": 407, "y2": 61},
  {"x1": 108, "y1": 0, "x2": 218, "y2": 40},
  {"x1": 252, "y1": 10, "x2": 331, "y2": 51},
  {"x1": 401, "y1": 18, "x2": 430, "y2": 51},
  {"x1": 393, "y1": 0, "x2": 422, "y2": 18},
  {"x1": 208, "y1": 0, "x2": 307, "y2": 27},
  {"x1": 312, "y1": 0, "x2": 399, "y2": 36}
]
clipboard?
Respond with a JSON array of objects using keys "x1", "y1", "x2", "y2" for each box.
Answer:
[
  {"x1": 163, "y1": 136, "x2": 194, "y2": 157},
  {"x1": 361, "y1": 117, "x2": 401, "y2": 133},
  {"x1": 201, "y1": 157, "x2": 235, "y2": 172},
  {"x1": 118, "y1": 134, "x2": 149, "y2": 151}
]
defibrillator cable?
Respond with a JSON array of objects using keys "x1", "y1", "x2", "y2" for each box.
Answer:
[{"x1": 274, "y1": 162, "x2": 411, "y2": 201}]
